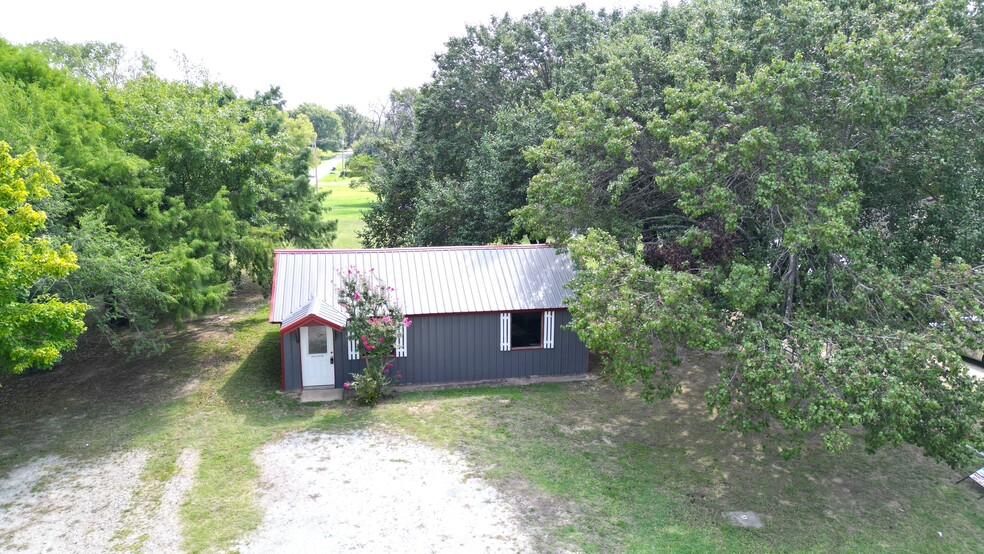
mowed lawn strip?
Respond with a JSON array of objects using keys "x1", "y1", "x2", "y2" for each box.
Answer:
[
  {"x1": 320, "y1": 171, "x2": 373, "y2": 249},
  {"x1": 0, "y1": 286, "x2": 982, "y2": 552}
]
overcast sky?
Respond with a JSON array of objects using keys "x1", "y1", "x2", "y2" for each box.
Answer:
[{"x1": 2, "y1": 0, "x2": 654, "y2": 114}]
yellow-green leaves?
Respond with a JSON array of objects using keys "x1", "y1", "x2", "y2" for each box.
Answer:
[{"x1": 0, "y1": 142, "x2": 87, "y2": 374}]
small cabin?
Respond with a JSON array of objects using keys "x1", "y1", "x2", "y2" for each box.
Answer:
[{"x1": 268, "y1": 245, "x2": 589, "y2": 390}]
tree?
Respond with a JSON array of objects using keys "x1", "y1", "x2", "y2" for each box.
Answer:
[
  {"x1": 61, "y1": 212, "x2": 176, "y2": 356},
  {"x1": 519, "y1": 0, "x2": 984, "y2": 466},
  {"x1": 412, "y1": 104, "x2": 554, "y2": 245},
  {"x1": 0, "y1": 142, "x2": 88, "y2": 374},
  {"x1": 290, "y1": 103, "x2": 344, "y2": 151},
  {"x1": 1, "y1": 39, "x2": 334, "y2": 355},
  {"x1": 334, "y1": 104, "x2": 371, "y2": 148},
  {"x1": 369, "y1": 88, "x2": 418, "y2": 144},
  {"x1": 29, "y1": 39, "x2": 155, "y2": 87},
  {"x1": 359, "y1": 6, "x2": 618, "y2": 246},
  {"x1": 284, "y1": 113, "x2": 318, "y2": 168},
  {"x1": 112, "y1": 77, "x2": 335, "y2": 300},
  {"x1": 359, "y1": 88, "x2": 425, "y2": 248}
]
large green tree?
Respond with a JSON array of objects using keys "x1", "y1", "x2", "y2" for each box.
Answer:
[
  {"x1": 0, "y1": 39, "x2": 334, "y2": 354},
  {"x1": 519, "y1": 0, "x2": 984, "y2": 466},
  {"x1": 0, "y1": 142, "x2": 87, "y2": 374},
  {"x1": 290, "y1": 102, "x2": 345, "y2": 151},
  {"x1": 110, "y1": 79, "x2": 335, "y2": 302},
  {"x1": 334, "y1": 104, "x2": 371, "y2": 148},
  {"x1": 360, "y1": 6, "x2": 617, "y2": 247}
]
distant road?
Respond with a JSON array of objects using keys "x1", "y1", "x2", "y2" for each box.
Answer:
[
  {"x1": 310, "y1": 149, "x2": 353, "y2": 186},
  {"x1": 967, "y1": 359, "x2": 984, "y2": 380}
]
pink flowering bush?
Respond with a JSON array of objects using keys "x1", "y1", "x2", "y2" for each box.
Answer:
[{"x1": 337, "y1": 267, "x2": 411, "y2": 406}]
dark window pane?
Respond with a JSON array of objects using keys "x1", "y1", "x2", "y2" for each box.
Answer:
[
  {"x1": 308, "y1": 326, "x2": 329, "y2": 354},
  {"x1": 510, "y1": 312, "x2": 542, "y2": 348}
]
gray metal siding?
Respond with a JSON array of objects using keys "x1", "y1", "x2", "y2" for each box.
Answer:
[
  {"x1": 283, "y1": 329, "x2": 302, "y2": 390},
  {"x1": 331, "y1": 311, "x2": 587, "y2": 388}
]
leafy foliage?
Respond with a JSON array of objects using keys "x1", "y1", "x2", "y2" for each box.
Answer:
[
  {"x1": 291, "y1": 102, "x2": 345, "y2": 151},
  {"x1": 0, "y1": 143, "x2": 87, "y2": 374},
  {"x1": 29, "y1": 38, "x2": 154, "y2": 87},
  {"x1": 337, "y1": 268, "x2": 411, "y2": 406},
  {"x1": 334, "y1": 104, "x2": 372, "y2": 148},
  {"x1": 360, "y1": 6, "x2": 618, "y2": 246},
  {"x1": 519, "y1": 0, "x2": 984, "y2": 466},
  {"x1": 567, "y1": 230, "x2": 722, "y2": 400},
  {"x1": 62, "y1": 212, "x2": 176, "y2": 356},
  {"x1": 0, "y1": 38, "x2": 335, "y2": 363}
]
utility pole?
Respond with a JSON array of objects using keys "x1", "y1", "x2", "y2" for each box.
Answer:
[{"x1": 312, "y1": 137, "x2": 319, "y2": 193}]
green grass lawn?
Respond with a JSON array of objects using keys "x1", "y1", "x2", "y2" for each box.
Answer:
[
  {"x1": 0, "y1": 286, "x2": 982, "y2": 552},
  {"x1": 319, "y1": 171, "x2": 373, "y2": 248}
]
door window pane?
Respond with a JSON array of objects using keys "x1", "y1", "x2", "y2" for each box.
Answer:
[{"x1": 308, "y1": 326, "x2": 329, "y2": 354}]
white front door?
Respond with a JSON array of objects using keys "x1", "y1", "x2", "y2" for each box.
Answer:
[{"x1": 300, "y1": 326, "x2": 334, "y2": 387}]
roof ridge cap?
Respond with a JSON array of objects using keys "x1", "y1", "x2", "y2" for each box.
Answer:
[{"x1": 274, "y1": 244, "x2": 555, "y2": 254}]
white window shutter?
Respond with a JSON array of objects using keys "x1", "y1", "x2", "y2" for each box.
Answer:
[
  {"x1": 347, "y1": 331, "x2": 360, "y2": 360},
  {"x1": 396, "y1": 325, "x2": 408, "y2": 358},
  {"x1": 500, "y1": 313, "x2": 511, "y2": 351},
  {"x1": 544, "y1": 311, "x2": 555, "y2": 349}
]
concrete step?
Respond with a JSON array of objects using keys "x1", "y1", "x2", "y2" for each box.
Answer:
[{"x1": 300, "y1": 387, "x2": 344, "y2": 403}]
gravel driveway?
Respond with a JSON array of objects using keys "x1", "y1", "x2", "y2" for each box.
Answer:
[
  {"x1": 237, "y1": 431, "x2": 534, "y2": 553},
  {"x1": 0, "y1": 431, "x2": 533, "y2": 552}
]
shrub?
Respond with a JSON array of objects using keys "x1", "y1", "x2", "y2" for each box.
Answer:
[{"x1": 337, "y1": 267, "x2": 411, "y2": 406}]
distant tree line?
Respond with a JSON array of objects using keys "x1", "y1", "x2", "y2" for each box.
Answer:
[{"x1": 354, "y1": 0, "x2": 984, "y2": 467}]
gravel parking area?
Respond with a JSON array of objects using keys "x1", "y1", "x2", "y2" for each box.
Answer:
[
  {"x1": 0, "y1": 452, "x2": 148, "y2": 553},
  {"x1": 237, "y1": 431, "x2": 534, "y2": 553}
]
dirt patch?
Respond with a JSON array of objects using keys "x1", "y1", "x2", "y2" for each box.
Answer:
[
  {"x1": 0, "y1": 451, "x2": 148, "y2": 552},
  {"x1": 237, "y1": 431, "x2": 534, "y2": 553}
]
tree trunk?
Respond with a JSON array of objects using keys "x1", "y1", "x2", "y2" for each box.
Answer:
[{"x1": 784, "y1": 251, "x2": 797, "y2": 323}]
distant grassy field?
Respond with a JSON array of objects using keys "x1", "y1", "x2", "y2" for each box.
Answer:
[{"x1": 320, "y1": 171, "x2": 373, "y2": 248}]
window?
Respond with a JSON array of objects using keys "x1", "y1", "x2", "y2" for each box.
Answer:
[
  {"x1": 308, "y1": 326, "x2": 329, "y2": 354},
  {"x1": 510, "y1": 312, "x2": 542, "y2": 349},
  {"x1": 500, "y1": 311, "x2": 555, "y2": 352}
]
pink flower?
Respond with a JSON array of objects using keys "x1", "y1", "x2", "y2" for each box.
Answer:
[
  {"x1": 383, "y1": 368, "x2": 389, "y2": 374},
  {"x1": 386, "y1": 363, "x2": 393, "y2": 368},
  {"x1": 403, "y1": 317, "x2": 413, "y2": 327},
  {"x1": 396, "y1": 373, "x2": 402, "y2": 379},
  {"x1": 343, "y1": 382, "x2": 350, "y2": 389},
  {"x1": 377, "y1": 338, "x2": 383, "y2": 343},
  {"x1": 381, "y1": 316, "x2": 392, "y2": 323},
  {"x1": 353, "y1": 292, "x2": 361, "y2": 301},
  {"x1": 361, "y1": 335, "x2": 367, "y2": 341}
]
